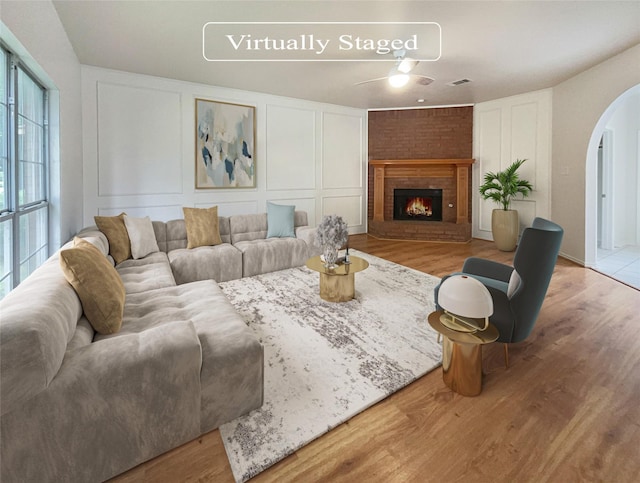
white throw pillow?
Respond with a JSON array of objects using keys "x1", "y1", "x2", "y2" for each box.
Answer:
[
  {"x1": 123, "y1": 215, "x2": 160, "y2": 259},
  {"x1": 507, "y1": 269, "x2": 522, "y2": 298}
]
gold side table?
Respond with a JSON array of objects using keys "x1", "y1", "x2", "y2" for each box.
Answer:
[
  {"x1": 427, "y1": 310, "x2": 499, "y2": 396},
  {"x1": 305, "y1": 255, "x2": 369, "y2": 302}
]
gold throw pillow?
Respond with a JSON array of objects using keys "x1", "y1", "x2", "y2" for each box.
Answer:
[
  {"x1": 60, "y1": 237, "x2": 125, "y2": 335},
  {"x1": 183, "y1": 206, "x2": 222, "y2": 248},
  {"x1": 94, "y1": 213, "x2": 132, "y2": 264}
]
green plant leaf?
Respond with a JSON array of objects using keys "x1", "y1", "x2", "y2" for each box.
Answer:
[{"x1": 478, "y1": 159, "x2": 533, "y2": 210}]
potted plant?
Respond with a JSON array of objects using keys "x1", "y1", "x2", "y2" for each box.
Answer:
[{"x1": 479, "y1": 159, "x2": 533, "y2": 251}]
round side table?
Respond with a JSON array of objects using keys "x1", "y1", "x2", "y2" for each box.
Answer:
[
  {"x1": 427, "y1": 310, "x2": 499, "y2": 396},
  {"x1": 305, "y1": 255, "x2": 369, "y2": 302}
]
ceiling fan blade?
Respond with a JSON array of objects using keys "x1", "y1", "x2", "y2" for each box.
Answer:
[
  {"x1": 355, "y1": 74, "x2": 435, "y2": 87},
  {"x1": 354, "y1": 76, "x2": 388, "y2": 86},
  {"x1": 413, "y1": 75, "x2": 434, "y2": 86},
  {"x1": 398, "y1": 58, "x2": 419, "y2": 74}
]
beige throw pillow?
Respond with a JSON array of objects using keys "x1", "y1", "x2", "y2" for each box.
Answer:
[
  {"x1": 60, "y1": 237, "x2": 125, "y2": 335},
  {"x1": 94, "y1": 213, "x2": 132, "y2": 264},
  {"x1": 123, "y1": 215, "x2": 159, "y2": 259},
  {"x1": 183, "y1": 206, "x2": 222, "y2": 248}
]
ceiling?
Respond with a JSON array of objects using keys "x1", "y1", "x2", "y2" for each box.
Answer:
[{"x1": 52, "y1": 0, "x2": 640, "y2": 110}]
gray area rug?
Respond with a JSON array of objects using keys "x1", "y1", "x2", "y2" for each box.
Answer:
[{"x1": 218, "y1": 250, "x2": 441, "y2": 482}]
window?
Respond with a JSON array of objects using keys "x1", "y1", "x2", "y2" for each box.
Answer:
[{"x1": 0, "y1": 45, "x2": 49, "y2": 299}]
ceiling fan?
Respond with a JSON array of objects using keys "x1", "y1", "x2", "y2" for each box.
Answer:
[{"x1": 355, "y1": 49, "x2": 434, "y2": 88}]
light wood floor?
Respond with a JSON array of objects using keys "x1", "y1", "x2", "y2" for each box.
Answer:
[{"x1": 113, "y1": 235, "x2": 640, "y2": 483}]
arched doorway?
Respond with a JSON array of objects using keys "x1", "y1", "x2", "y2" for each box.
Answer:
[{"x1": 586, "y1": 84, "x2": 640, "y2": 289}]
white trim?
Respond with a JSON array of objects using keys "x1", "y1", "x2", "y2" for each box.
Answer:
[
  {"x1": 637, "y1": 130, "x2": 640, "y2": 245},
  {"x1": 600, "y1": 130, "x2": 614, "y2": 250},
  {"x1": 368, "y1": 103, "x2": 474, "y2": 112},
  {"x1": 585, "y1": 83, "x2": 640, "y2": 268}
]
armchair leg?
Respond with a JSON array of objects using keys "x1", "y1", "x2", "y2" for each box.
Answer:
[{"x1": 504, "y1": 344, "x2": 509, "y2": 368}]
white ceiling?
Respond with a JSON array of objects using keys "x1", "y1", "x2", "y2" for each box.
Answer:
[{"x1": 52, "y1": 0, "x2": 640, "y2": 110}]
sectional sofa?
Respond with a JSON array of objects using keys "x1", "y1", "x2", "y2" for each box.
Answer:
[{"x1": 0, "y1": 209, "x2": 320, "y2": 482}]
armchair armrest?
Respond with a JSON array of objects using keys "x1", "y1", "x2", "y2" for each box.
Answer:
[{"x1": 462, "y1": 257, "x2": 514, "y2": 283}]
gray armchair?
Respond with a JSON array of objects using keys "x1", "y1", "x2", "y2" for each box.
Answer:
[{"x1": 435, "y1": 217, "x2": 564, "y2": 366}]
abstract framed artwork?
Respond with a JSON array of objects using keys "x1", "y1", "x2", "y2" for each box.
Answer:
[{"x1": 195, "y1": 98, "x2": 255, "y2": 188}]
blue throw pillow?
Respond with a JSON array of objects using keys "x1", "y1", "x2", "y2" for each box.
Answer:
[{"x1": 267, "y1": 202, "x2": 296, "y2": 238}]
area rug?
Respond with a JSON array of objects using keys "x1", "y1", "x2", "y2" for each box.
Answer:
[{"x1": 218, "y1": 250, "x2": 441, "y2": 482}]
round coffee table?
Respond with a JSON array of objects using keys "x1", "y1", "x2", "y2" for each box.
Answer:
[
  {"x1": 305, "y1": 255, "x2": 369, "y2": 302},
  {"x1": 427, "y1": 310, "x2": 499, "y2": 396}
]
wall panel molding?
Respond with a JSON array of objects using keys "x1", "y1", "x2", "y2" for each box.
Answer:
[
  {"x1": 321, "y1": 195, "x2": 363, "y2": 228},
  {"x1": 322, "y1": 112, "x2": 363, "y2": 190},
  {"x1": 82, "y1": 66, "x2": 367, "y2": 232},
  {"x1": 265, "y1": 105, "x2": 315, "y2": 191},
  {"x1": 473, "y1": 89, "x2": 552, "y2": 241},
  {"x1": 96, "y1": 82, "x2": 183, "y2": 196}
]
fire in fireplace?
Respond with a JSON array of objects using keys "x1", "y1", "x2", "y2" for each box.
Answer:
[{"x1": 393, "y1": 188, "x2": 443, "y2": 221}]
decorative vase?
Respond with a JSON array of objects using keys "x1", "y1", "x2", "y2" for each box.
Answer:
[
  {"x1": 491, "y1": 209, "x2": 519, "y2": 251},
  {"x1": 323, "y1": 245, "x2": 339, "y2": 268}
]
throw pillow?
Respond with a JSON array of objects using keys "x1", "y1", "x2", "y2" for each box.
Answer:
[
  {"x1": 183, "y1": 206, "x2": 222, "y2": 249},
  {"x1": 266, "y1": 202, "x2": 295, "y2": 238},
  {"x1": 94, "y1": 213, "x2": 132, "y2": 264},
  {"x1": 123, "y1": 215, "x2": 160, "y2": 259},
  {"x1": 59, "y1": 237, "x2": 125, "y2": 335},
  {"x1": 507, "y1": 269, "x2": 522, "y2": 298}
]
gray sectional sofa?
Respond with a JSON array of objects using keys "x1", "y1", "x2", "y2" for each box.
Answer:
[{"x1": 0, "y1": 210, "x2": 319, "y2": 482}]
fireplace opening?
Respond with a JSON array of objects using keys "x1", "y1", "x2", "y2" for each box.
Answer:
[{"x1": 393, "y1": 188, "x2": 443, "y2": 221}]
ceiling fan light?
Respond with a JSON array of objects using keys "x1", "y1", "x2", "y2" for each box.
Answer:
[
  {"x1": 397, "y1": 58, "x2": 415, "y2": 74},
  {"x1": 388, "y1": 71, "x2": 410, "y2": 88}
]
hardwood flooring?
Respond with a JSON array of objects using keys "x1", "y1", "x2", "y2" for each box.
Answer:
[{"x1": 113, "y1": 235, "x2": 640, "y2": 483}]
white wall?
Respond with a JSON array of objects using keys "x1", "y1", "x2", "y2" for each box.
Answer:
[
  {"x1": 552, "y1": 43, "x2": 640, "y2": 266},
  {"x1": 82, "y1": 66, "x2": 367, "y2": 233},
  {"x1": 605, "y1": 92, "x2": 640, "y2": 247},
  {"x1": 472, "y1": 89, "x2": 552, "y2": 240},
  {"x1": 81, "y1": 67, "x2": 367, "y2": 233},
  {"x1": 1, "y1": 0, "x2": 83, "y2": 250}
]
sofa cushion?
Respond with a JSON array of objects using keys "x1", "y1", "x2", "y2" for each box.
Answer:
[
  {"x1": 230, "y1": 211, "x2": 309, "y2": 244},
  {"x1": 229, "y1": 213, "x2": 268, "y2": 243},
  {"x1": 96, "y1": 280, "x2": 263, "y2": 432},
  {"x1": 75, "y1": 228, "x2": 110, "y2": 257},
  {"x1": 66, "y1": 317, "x2": 96, "y2": 352},
  {"x1": 116, "y1": 251, "x2": 176, "y2": 294},
  {"x1": 168, "y1": 244, "x2": 242, "y2": 284},
  {"x1": 124, "y1": 215, "x2": 160, "y2": 259},
  {"x1": 183, "y1": 206, "x2": 222, "y2": 248},
  {"x1": 94, "y1": 213, "x2": 132, "y2": 264},
  {"x1": 296, "y1": 225, "x2": 321, "y2": 257},
  {"x1": 59, "y1": 238, "x2": 125, "y2": 335},
  {"x1": 294, "y1": 210, "x2": 308, "y2": 227},
  {"x1": 0, "y1": 256, "x2": 83, "y2": 416},
  {"x1": 1, "y1": 320, "x2": 203, "y2": 483},
  {"x1": 266, "y1": 202, "x2": 295, "y2": 238},
  {"x1": 235, "y1": 237, "x2": 310, "y2": 277}
]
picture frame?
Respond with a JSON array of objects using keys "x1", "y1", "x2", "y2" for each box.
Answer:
[{"x1": 195, "y1": 98, "x2": 256, "y2": 188}]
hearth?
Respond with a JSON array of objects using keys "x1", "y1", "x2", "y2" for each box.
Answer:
[
  {"x1": 369, "y1": 159, "x2": 474, "y2": 242},
  {"x1": 393, "y1": 188, "x2": 443, "y2": 222}
]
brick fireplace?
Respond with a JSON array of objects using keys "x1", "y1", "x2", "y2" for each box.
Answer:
[{"x1": 368, "y1": 159, "x2": 474, "y2": 242}]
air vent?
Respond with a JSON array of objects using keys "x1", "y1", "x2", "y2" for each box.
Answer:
[{"x1": 447, "y1": 78, "x2": 472, "y2": 86}]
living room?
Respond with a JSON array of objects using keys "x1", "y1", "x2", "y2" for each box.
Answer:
[{"x1": 1, "y1": 1, "x2": 639, "y2": 482}]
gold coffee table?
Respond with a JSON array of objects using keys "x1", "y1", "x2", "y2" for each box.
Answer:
[
  {"x1": 305, "y1": 255, "x2": 369, "y2": 302},
  {"x1": 427, "y1": 310, "x2": 499, "y2": 396}
]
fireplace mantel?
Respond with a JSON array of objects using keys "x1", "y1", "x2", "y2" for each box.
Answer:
[
  {"x1": 369, "y1": 159, "x2": 475, "y2": 168},
  {"x1": 369, "y1": 158, "x2": 475, "y2": 224}
]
